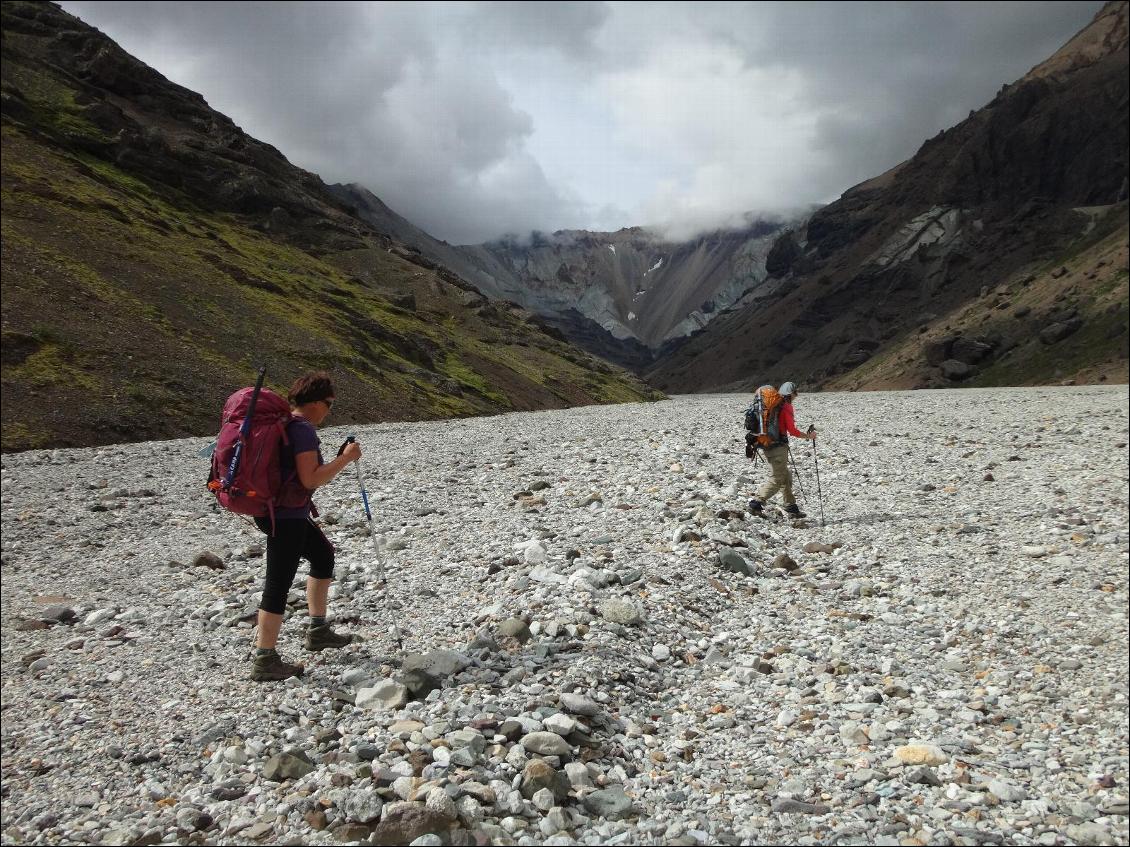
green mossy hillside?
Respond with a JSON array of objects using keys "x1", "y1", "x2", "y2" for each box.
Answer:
[{"x1": 1, "y1": 90, "x2": 661, "y2": 450}]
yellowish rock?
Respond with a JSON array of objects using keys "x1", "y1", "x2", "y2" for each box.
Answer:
[
  {"x1": 893, "y1": 744, "x2": 948, "y2": 766},
  {"x1": 389, "y1": 720, "x2": 425, "y2": 734}
]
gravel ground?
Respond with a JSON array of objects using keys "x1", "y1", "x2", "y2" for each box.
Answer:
[{"x1": 2, "y1": 387, "x2": 1128, "y2": 847}]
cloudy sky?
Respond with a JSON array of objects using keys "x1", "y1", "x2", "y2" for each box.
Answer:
[{"x1": 62, "y1": 1, "x2": 1102, "y2": 244}]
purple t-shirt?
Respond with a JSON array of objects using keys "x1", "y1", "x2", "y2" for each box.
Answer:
[{"x1": 276, "y1": 418, "x2": 321, "y2": 519}]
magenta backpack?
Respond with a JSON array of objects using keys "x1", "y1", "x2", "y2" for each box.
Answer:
[{"x1": 206, "y1": 368, "x2": 311, "y2": 527}]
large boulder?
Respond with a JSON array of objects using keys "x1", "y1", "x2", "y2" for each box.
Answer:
[
  {"x1": 521, "y1": 731, "x2": 572, "y2": 757},
  {"x1": 924, "y1": 335, "x2": 957, "y2": 365},
  {"x1": 1040, "y1": 319, "x2": 1083, "y2": 344},
  {"x1": 940, "y1": 359, "x2": 974, "y2": 380},
  {"x1": 497, "y1": 618, "x2": 531, "y2": 643},
  {"x1": 356, "y1": 681, "x2": 408, "y2": 711},
  {"x1": 401, "y1": 650, "x2": 471, "y2": 679},
  {"x1": 950, "y1": 336, "x2": 993, "y2": 363},
  {"x1": 718, "y1": 548, "x2": 753, "y2": 576},
  {"x1": 598, "y1": 599, "x2": 643, "y2": 625},
  {"x1": 520, "y1": 760, "x2": 570, "y2": 801},
  {"x1": 342, "y1": 790, "x2": 384, "y2": 824},
  {"x1": 261, "y1": 749, "x2": 315, "y2": 782},
  {"x1": 582, "y1": 786, "x2": 634, "y2": 820},
  {"x1": 398, "y1": 669, "x2": 442, "y2": 701},
  {"x1": 367, "y1": 801, "x2": 452, "y2": 845}
]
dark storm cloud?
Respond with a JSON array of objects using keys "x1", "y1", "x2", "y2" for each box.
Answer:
[
  {"x1": 706, "y1": 1, "x2": 1104, "y2": 199},
  {"x1": 461, "y1": 1, "x2": 610, "y2": 60},
  {"x1": 61, "y1": 0, "x2": 584, "y2": 243},
  {"x1": 60, "y1": 2, "x2": 1103, "y2": 243}
]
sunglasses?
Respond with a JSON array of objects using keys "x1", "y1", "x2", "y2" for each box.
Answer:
[{"x1": 321, "y1": 398, "x2": 335, "y2": 410}]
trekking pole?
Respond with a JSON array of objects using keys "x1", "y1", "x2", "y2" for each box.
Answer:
[
  {"x1": 808, "y1": 425, "x2": 825, "y2": 527},
  {"x1": 341, "y1": 436, "x2": 403, "y2": 651},
  {"x1": 787, "y1": 444, "x2": 809, "y2": 505}
]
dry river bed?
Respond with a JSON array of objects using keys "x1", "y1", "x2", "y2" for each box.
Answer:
[{"x1": 1, "y1": 387, "x2": 1128, "y2": 846}]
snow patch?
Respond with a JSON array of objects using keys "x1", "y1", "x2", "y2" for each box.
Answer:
[
  {"x1": 627, "y1": 311, "x2": 636, "y2": 321},
  {"x1": 644, "y1": 258, "x2": 663, "y2": 275},
  {"x1": 607, "y1": 244, "x2": 616, "y2": 254}
]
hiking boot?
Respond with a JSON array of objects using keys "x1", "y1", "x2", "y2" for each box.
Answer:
[
  {"x1": 304, "y1": 624, "x2": 354, "y2": 652},
  {"x1": 250, "y1": 650, "x2": 304, "y2": 682},
  {"x1": 784, "y1": 503, "x2": 806, "y2": 518},
  {"x1": 747, "y1": 498, "x2": 764, "y2": 515}
]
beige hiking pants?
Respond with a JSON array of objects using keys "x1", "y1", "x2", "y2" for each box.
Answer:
[{"x1": 757, "y1": 444, "x2": 795, "y2": 506}]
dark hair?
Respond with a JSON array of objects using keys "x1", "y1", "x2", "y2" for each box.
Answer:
[{"x1": 288, "y1": 371, "x2": 335, "y2": 407}]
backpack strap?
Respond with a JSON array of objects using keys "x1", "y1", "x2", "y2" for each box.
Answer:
[{"x1": 273, "y1": 416, "x2": 316, "y2": 519}]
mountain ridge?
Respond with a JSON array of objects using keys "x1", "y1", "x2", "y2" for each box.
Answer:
[
  {"x1": 335, "y1": 180, "x2": 811, "y2": 369},
  {"x1": 648, "y1": 0, "x2": 1129, "y2": 393}
]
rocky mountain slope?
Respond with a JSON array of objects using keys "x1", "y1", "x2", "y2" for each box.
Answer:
[
  {"x1": 649, "y1": 1, "x2": 1129, "y2": 393},
  {"x1": 2, "y1": 388, "x2": 1128, "y2": 845},
  {"x1": 466, "y1": 222, "x2": 803, "y2": 356},
  {"x1": 0, "y1": 1, "x2": 660, "y2": 452},
  {"x1": 334, "y1": 183, "x2": 807, "y2": 371}
]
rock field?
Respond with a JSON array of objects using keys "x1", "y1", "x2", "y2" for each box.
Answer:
[{"x1": 1, "y1": 387, "x2": 1128, "y2": 847}]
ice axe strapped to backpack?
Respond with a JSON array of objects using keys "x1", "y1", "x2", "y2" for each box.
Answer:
[{"x1": 744, "y1": 385, "x2": 785, "y2": 457}]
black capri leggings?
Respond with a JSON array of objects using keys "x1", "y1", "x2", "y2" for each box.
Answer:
[{"x1": 253, "y1": 517, "x2": 335, "y2": 614}]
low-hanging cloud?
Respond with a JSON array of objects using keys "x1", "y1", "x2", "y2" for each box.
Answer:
[{"x1": 61, "y1": 1, "x2": 1102, "y2": 244}]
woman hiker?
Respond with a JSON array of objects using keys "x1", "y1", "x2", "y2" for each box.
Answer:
[
  {"x1": 748, "y1": 381, "x2": 817, "y2": 519},
  {"x1": 252, "y1": 371, "x2": 362, "y2": 682}
]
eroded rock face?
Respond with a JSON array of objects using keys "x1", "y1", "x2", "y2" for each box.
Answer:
[
  {"x1": 458, "y1": 220, "x2": 810, "y2": 351},
  {"x1": 339, "y1": 180, "x2": 811, "y2": 366},
  {"x1": 867, "y1": 207, "x2": 969, "y2": 270},
  {"x1": 766, "y1": 230, "x2": 805, "y2": 278}
]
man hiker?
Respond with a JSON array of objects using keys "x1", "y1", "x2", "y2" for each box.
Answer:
[
  {"x1": 251, "y1": 371, "x2": 361, "y2": 682},
  {"x1": 748, "y1": 381, "x2": 817, "y2": 518}
]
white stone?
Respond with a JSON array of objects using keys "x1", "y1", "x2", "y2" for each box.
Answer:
[
  {"x1": 776, "y1": 710, "x2": 798, "y2": 727},
  {"x1": 543, "y1": 713, "x2": 577, "y2": 736},
  {"x1": 355, "y1": 681, "x2": 408, "y2": 710},
  {"x1": 425, "y1": 787, "x2": 457, "y2": 820},
  {"x1": 520, "y1": 540, "x2": 548, "y2": 564}
]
